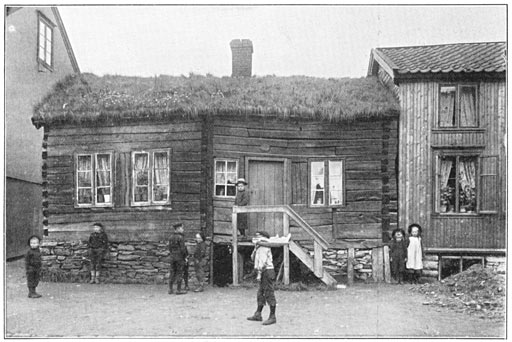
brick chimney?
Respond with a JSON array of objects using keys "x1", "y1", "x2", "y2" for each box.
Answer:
[{"x1": 230, "y1": 39, "x2": 253, "y2": 77}]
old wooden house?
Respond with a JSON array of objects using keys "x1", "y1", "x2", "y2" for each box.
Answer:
[
  {"x1": 6, "y1": 7, "x2": 80, "y2": 258},
  {"x1": 32, "y1": 40, "x2": 400, "y2": 284},
  {"x1": 368, "y1": 42, "x2": 506, "y2": 277}
]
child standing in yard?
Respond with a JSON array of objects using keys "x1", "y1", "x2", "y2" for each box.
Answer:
[
  {"x1": 234, "y1": 178, "x2": 249, "y2": 238},
  {"x1": 88, "y1": 223, "x2": 109, "y2": 284},
  {"x1": 193, "y1": 232, "x2": 207, "y2": 292},
  {"x1": 25, "y1": 235, "x2": 43, "y2": 298},
  {"x1": 389, "y1": 228, "x2": 407, "y2": 284},
  {"x1": 247, "y1": 231, "x2": 277, "y2": 326},
  {"x1": 168, "y1": 222, "x2": 188, "y2": 295},
  {"x1": 406, "y1": 223, "x2": 424, "y2": 284}
]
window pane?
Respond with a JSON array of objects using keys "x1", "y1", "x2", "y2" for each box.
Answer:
[
  {"x1": 134, "y1": 153, "x2": 149, "y2": 170},
  {"x1": 215, "y1": 185, "x2": 226, "y2": 196},
  {"x1": 227, "y1": 161, "x2": 237, "y2": 173},
  {"x1": 78, "y1": 189, "x2": 92, "y2": 204},
  {"x1": 329, "y1": 161, "x2": 343, "y2": 205},
  {"x1": 216, "y1": 173, "x2": 225, "y2": 184},
  {"x1": 216, "y1": 161, "x2": 226, "y2": 173},
  {"x1": 136, "y1": 171, "x2": 149, "y2": 186},
  {"x1": 154, "y1": 170, "x2": 169, "y2": 185},
  {"x1": 311, "y1": 161, "x2": 325, "y2": 205},
  {"x1": 78, "y1": 155, "x2": 92, "y2": 171},
  {"x1": 39, "y1": 22, "x2": 45, "y2": 36},
  {"x1": 458, "y1": 157, "x2": 477, "y2": 212},
  {"x1": 227, "y1": 185, "x2": 236, "y2": 196},
  {"x1": 439, "y1": 156, "x2": 456, "y2": 213},
  {"x1": 227, "y1": 172, "x2": 237, "y2": 185},
  {"x1": 78, "y1": 171, "x2": 92, "y2": 187},
  {"x1": 460, "y1": 86, "x2": 477, "y2": 127},
  {"x1": 97, "y1": 187, "x2": 111, "y2": 204},
  {"x1": 440, "y1": 86, "x2": 456, "y2": 127},
  {"x1": 154, "y1": 152, "x2": 168, "y2": 168},
  {"x1": 134, "y1": 187, "x2": 149, "y2": 202},
  {"x1": 46, "y1": 25, "x2": 52, "y2": 42},
  {"x1": 153, "y1": 185, "x2": 168, "y2": 202}
]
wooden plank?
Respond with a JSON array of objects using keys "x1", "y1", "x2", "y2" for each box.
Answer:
[
  {"x1": 383, "y1": 245, "x2": 391, "y2": 283},
  {"x1": 283, "y1": 213, "x2": 290, "y2": 285},
  {"x1": 313, "y1": 241, "x2": 323, "y2": 278},
  {"x1": 51, "y1": 122, "x2": 202, "y2": 136},
  {"x1": 347, "y1": 247, "x2": 355, "y2": 285},
  {"x1": 232, "y1": 212, "x2": 239, "y2": 286},
  {"x1": 372, "y1": 247, "x2": 384, "y2": 282}
]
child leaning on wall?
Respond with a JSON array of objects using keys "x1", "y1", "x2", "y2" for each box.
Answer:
[
  {"x1": 88, "y1": 223, "x2": 109, "y2": 284},
  {"x1": 406, "y1": 223, "x2": 424, "y2": 284},
  {"x1": 234, "y1": 178, "x2": 249, "y2": 238},
  {"x1": 389, "y1": 228, "x2": 407, "y2": 284},
  {"x1": 25, "y1": 235, "x2": 43, "y2": 298}
]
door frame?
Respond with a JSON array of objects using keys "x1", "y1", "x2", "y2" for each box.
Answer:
[{"x1": 245, "y1": 156, "x2": 291, "y2": 205}]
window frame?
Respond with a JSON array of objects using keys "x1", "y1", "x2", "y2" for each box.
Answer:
[
  {"x1": 74, "y1": 152, "x2": 114, "y2": 208},
  {"x1": 131, "y1": 149, "x2": 171, "y2": 207},
  {"x1": 308, "y1": 158, "x2": 345, "y2": 208},
  {"x1": 437, "y1": 83, "x2": 479, "y2": 129},
  {"x1": 37, "y1": 11, "x2": 55, "y2": 71},
  {"x1": 213, "y1": 158, "x2": 239, "y2": 199},
  {"x1": 433, "y1": 150, "x2": 481, "y2": 216}
]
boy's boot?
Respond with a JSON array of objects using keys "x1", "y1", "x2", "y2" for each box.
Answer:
[
  {"x1": 94, "y1": 271, "x2": 100, "y2": 284},
  {"x1": 168, "y1": 282, "x2": 174, "y2": 294},
  {"x1": 247, "y1": 305, "x2": 263, "y2": 321},
  {"x1": 398, "y1": 273, "x2": 403, "y2": 284},
  {"x1": 184, "y1": 278, "x2": 189, "y2": 292},
  {"x1": 263, "y1": 305, "x2": 276, "y2": 325},
  {"x1": 176, "y1": 281, "x2": 187, "y2": 295},
  {"x1": 28, "y1": 287, "x2": 42, "y2": 298},
  {"x1": 89, "y1": 271, "x2": 96, "y2": 284},
  {"x1": 194, "y1": 282, "x2": 204, "y2": 292}
]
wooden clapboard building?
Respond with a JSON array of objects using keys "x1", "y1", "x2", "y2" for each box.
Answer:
[
  {"x1": 32, "y1": 40, "x2": 400, "y2": 284},
  {"x1": 368, "y1": 42, "x2": 506, "y2": 277}
]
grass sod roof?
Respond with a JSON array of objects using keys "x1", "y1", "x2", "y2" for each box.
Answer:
[{"x1": 32, "y1": 73, "x2": 400, "y2": 127}]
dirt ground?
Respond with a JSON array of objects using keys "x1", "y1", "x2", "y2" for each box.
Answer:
[{"x1": 5, "y1": 259, "x2": 505, "y2": 338}]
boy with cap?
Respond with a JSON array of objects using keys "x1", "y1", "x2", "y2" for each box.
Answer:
[
  {"x1": 234, "y1": 178, "x2": 249, "y2": 238},
  {"x1": 247, "y1": 231, "x2": 277, "y2": 326},
  {"x1": 168, "y1": 222, "x2": 188, "y2": 295}
]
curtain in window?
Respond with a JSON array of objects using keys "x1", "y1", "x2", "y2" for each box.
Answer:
[
  {"x1": 439, "y1": 87, "x2": 455, "y2": 127},
  {"x1": 153, "y1": 153, "x2": 169, "y2": 185},
  {"x1": 440, "y1": 159, "x2": 453, "y2": 189},
  {"x1": 460, "y1": 87, "x2": 477, "y2": 127},
  {"x1": 96, "y1": 155, "x2": 110, "y2": 186},
  {"x1": 459, "y1": 158, "x2": 476, "y2": 190},
  {"x1": 135, "y1": 154, "x2": 149, "y2": 172},
  {"x1": 78, "y1": 155, "x2": 92, "y2": 171}
]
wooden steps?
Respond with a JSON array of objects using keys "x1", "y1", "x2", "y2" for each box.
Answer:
[{"x1": 289, "y1": 240, "x2": 337, "y2": 287}]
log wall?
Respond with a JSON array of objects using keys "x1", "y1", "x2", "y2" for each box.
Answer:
[
  {"x1": 398, "y1": 80, "x2": 506, "y2": 248},
  {"x1": 45, "y1": 121, "x2": 204, "y2": 242},
  {"x1": 211, "y1": 117, "x2": 399, "y2": 243}
]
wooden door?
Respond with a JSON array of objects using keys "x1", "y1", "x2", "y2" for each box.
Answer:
[{"x1": 248, "y1": 160, "x2": 285, "y2": 236}]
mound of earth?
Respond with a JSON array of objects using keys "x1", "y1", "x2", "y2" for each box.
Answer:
[{"x1": 412, "y1": 264, "x2": 505, "y2": 320}]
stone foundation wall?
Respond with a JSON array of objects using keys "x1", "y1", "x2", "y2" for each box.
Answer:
[{"x1": 40, "y1": 239, "x2": 211, "y2": 285}]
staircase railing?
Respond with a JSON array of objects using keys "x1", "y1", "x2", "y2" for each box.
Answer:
[{"x1": 232, "y1": 205, "x2": 335, "y2": 286}]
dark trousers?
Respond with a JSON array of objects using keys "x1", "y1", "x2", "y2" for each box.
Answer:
[
  {"x1": 169, "y1": 259, "x2": 185, "y2": 288},
  {"x1": 194, "y1": 259, "x2": 205, "y2": 284},
  {"x1": 238, "y1": 214, "x2": 247, "y2": 236},
  {"x1": 27, "y1": 270, "x2": 40, "y2": 290},
  {"x1": 90, "y1": 248, "x2": 104, "y2": 271},
  {"x1": 183, "y1": 261, "x2": 189, "y2": 287},
  {"x1": 257, "y1": 269, "x2": 276, "y2": 307}
]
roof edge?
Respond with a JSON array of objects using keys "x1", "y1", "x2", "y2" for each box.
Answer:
[{"x1": 52, "y1": 7, "x2": 80, "y2": 74}]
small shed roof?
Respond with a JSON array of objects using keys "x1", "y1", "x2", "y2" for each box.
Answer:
[
  {"x1": 368, "y1": 42, "x2": 506, "y2": 79},
  {"x1": 32, "y1": 73, "x2": 399, "y2": 127}
]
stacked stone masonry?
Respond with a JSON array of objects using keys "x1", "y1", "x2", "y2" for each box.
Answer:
[{"x1": 40, "y1": 239, "x2": 211, "y2": 285}]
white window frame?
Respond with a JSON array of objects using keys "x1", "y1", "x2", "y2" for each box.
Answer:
[
  {"x1": 214, "y1": 159, "x2": 238, "y2": 198},
  {"x1": 37, "y1": 12, "x2": 54, "y2": 70},
  {"x1": 309, "y1": 159, "x2": 345, "y2": 208},
  {"x1": 131, "y1": 149, "x2": 171, "y2": 206},
  {"x1": 438, "y1": 83, "x2": 479, "y2": 129},
  {"x1": 75, "y1": 152, "x2": 113, "y2": 208}
]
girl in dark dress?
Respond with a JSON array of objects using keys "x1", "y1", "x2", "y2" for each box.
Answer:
[{"x1": 389, "y1": 228, "x2": 407, "y2": 284}]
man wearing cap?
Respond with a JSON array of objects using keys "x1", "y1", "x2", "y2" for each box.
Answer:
[
  {"x1": 234, "y1": 178, "x2": 249, "y2": 238},
  {"x1": 168, "y1": 222, "x2": 188, "y2": 295},
  {"x1": 247, "y1": 231, "x2": 277, "y2": 325}
]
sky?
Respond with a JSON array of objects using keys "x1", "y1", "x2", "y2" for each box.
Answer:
[{"x1": 57, "y1": 5, "x2": 506, "y2": 79}]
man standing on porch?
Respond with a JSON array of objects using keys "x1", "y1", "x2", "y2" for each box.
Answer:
[{"x1": 168, "y1": 222, "x2": 188, "y2": 295}]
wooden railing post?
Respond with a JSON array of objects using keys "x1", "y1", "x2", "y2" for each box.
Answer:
[
  {"x1": 283, "y1": 212, "x2": 290, "y2": 285},
  {"x1": 313, "y1": 240, "x2": 323, "y2": 278},
  {"x1": 347, "y1": 248, "x2": 355, "y2": 285},
  {"x1": 232, "y1": 209, "x2": 239, "y2": 286}
]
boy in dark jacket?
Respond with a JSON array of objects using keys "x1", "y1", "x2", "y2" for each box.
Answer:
[
  {"x1": 168, "y1": 222, "x2": 188, "y2": 295},
  {"x1": 234, "y1": 178, "x2": 249, "y2": 238},
  {"x1": 88, "y1": 223, "x2": 109, "y2": 284},
  {"x1": 193, "y1": 232, "x2": 207, "y2": 292},
  {"x1": 389, "y1": 228, "x2": 407, "y2": 284},
  {"x1": 25, "y1": 235, "x2": 43, "y2": 298}
]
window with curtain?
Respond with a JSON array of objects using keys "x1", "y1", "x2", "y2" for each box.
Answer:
[
  {"x1": 309, "y1": 159, "x2": 344, "y2": 207},
  {"x1": 132, "y1": 150, "x2": 170, "y2": 205},
  {"x1": 76, "y1": 153, "x2": 113, "y2": 207},
  {"x1": 214, "y1": 159, "x2": 238, "y2": 197},
  {"x1": 37, "y1": 12, "x2": 54, "y2": 70},
  {"x1": 435, "y1": 153, "x2": 478, "y2": 214},
  {"x1": 438, "y1": 84, "x2": 478, "y2": 128}
]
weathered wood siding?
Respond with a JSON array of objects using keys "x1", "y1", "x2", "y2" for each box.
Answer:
[
  {"x1": 398, "y1": 80, "x2": 506, "y2": 248},
  {"x1": 212, "y1": 117, "x2": 398, "y2": 243},
  {"x1": 45, "y1": 121, "x2": 203, "y2": 241}
]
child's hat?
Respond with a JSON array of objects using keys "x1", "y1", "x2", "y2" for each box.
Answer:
[
  {"x1": 407, "y1": 223, "x2": 422, "y2": 234},
  {"x1": 235, "y1": 178, "x2": 248, "y2": 185},
  {"x1": 255, "y1": 231, "x2": 270, "y2": 239},
  {"x1": 173, "y1": 222, "x2": 183, "y2": 229}
]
